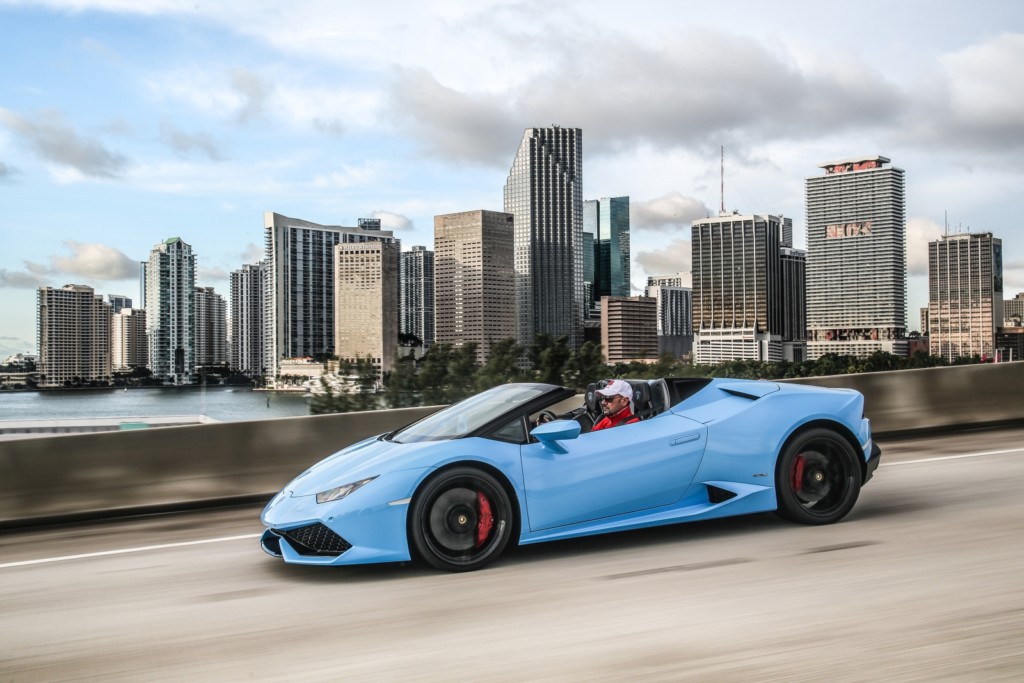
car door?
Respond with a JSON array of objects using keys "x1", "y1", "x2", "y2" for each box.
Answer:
[{"x1": 520, "y1": 414, "x2": 707, "y2": 532}]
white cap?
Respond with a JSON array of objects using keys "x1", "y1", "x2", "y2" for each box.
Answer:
[{"x1": 596, "y1": 379, "x2": 632, "y2": 400}]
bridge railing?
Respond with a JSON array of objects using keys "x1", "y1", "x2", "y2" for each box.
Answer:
[{"x1": 2, "y1": 362, "x2": 1022, "y2": 527}]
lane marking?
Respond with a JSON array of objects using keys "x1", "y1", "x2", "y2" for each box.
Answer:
[
  {"x1": 881, "y1": 447, "x2": 1024, "y2": 466},
  {"x1": 0, "y1": 533, "x2": 261, "y2": 570},
  {"x1": 5, "y1": 448, "x2": 1024, "y2": 570}
]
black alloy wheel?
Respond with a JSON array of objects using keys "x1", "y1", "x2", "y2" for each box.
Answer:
[
  {"x1": 775, "y1": 427, "x2": 862, "y2": 525},
  {"x1": 409, "y1": 466, "x2": 514, "y2": 572}
]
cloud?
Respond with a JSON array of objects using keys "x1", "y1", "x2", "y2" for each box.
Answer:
[
  {"x1": 634, "y1": 238, "x2": 692, "y2": 283},
  {"x1": 6, "y1": 242, "x2": 140, "y2": 284},
  {"x1": 198, "y1": 265, "x2": 229, "y2": 284},
  {"x1": 386, "y1": 66, "x2": 523, "y2": 166},
  {"x1": 0, "y1": 161, "x2": 16, "y2": 182},
  {"x1": 371, "y1": 210, "x2": 413, "y2": 232},
  {"x1": 0, "y1": 269, "x2": 50, "y2": 289},
  {"x1": 0, "y1": 108, "x2": 127, "y2": 178},
  {"x1": 631, "y1": 193, "x2": 712, "y2": 232},
  {"x1": 240, "y1": 243, "x2": 264, "y2": 263},
  {"x1": 312, "y1": 161, "x2": 387, "y2": 189},
  {"x1": 159, "y1": 121, "x2": 223, "y2": 160},
  {"x1": 230, "y1": 67, "x2": 272, "y2": 123},
  {"x1": 906, "y1": 217, "x2": 944, "y2": 276}
]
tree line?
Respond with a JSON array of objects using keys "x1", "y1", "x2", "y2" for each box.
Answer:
[{"x1": 310, "y1": 335, "x2": 984, "y2": 414}]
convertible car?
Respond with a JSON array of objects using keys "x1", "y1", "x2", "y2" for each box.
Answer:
[{"x1": 261, "y1": 378, "x2": 881, "y2": 571}]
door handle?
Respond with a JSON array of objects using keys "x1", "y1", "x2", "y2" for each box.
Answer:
[{"x1": 671, "y1": 432, "x2": 700, "y2": 446}]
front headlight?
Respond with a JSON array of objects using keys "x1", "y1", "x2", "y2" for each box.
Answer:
[{"x1": 315, "y1": 476, "x2": 378, "y2": 504}]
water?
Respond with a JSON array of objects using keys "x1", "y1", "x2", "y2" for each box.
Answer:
[{"x1": 0, "y1": 387, "x2": 311, "y2": 423}]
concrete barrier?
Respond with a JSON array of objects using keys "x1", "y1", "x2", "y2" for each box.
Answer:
[{"x1": 2, "y1": 362, "x2": 1022, "y2": 526}]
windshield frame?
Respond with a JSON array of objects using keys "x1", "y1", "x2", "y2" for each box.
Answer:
[{"x1": 386, "y1": 383, "x2": 572, "y2": 444}]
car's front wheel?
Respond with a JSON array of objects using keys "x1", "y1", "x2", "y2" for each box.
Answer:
[
  {"x1": 409, "y1": 466, "x2": 514, "y2": 572},
  {"x1": 775, "y1": 428, "x2": 862, "y2": 525}
]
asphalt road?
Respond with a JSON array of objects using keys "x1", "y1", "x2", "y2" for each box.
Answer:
[{"x1": 2, "y1": 427, "x2": 1023, "y2": 682}]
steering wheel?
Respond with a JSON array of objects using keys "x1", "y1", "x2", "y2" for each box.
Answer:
[{"x1": 537, "y1": 410, "x2": 559, "y2": 424}]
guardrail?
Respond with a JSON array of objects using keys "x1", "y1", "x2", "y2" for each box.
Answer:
[{"x1": 2, "y1": 362, "x2": 1023, "y2": 527}]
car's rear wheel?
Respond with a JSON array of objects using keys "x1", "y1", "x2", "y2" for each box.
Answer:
[
  {"x1": 409, "y1": 466, "x2": 514, "y2": 572},
  {"x1": 775, "y1": 427, "x2": 861, "y2": 525}
]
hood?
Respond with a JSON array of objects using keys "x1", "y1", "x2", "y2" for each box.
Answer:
[{"x1": 285, "y1": 435, "x2": 441, "y2": 497}]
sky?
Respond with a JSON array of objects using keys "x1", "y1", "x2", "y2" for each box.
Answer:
[{"x1": 2, "y1": 0, "x2": 1024, "y2": 359}]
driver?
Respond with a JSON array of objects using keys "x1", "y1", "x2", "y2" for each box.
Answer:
[{"x1": 592, "y1": 379, "x2": 639, "y2": 431}]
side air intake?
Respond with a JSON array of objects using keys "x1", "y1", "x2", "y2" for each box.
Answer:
[{"x1": 707, "y1": 485, "x2": 738, "y2": 504}]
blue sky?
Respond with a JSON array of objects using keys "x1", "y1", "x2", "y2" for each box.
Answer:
[{"x1": 2, "y1": 0, "x2": 1024, "y2": 358}]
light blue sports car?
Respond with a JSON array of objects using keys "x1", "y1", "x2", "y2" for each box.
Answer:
[{"x1": 261, "y1": 378, "x2": 881, "y2": 572}]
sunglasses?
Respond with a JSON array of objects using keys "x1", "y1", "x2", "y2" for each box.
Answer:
[{"x1": 599, "y1": 395, "x2": 622, "y2": 403}]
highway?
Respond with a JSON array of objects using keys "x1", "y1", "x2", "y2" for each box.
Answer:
[{"x1": 2, "y1": 426, "x2": 1024, "y2": 681}]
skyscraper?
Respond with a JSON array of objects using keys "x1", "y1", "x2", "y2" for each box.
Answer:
[
  {"x1": 105, "y1": 294, "x2": 132, "y2": 314},
  {"x1": 263, "y1": 212, "x2": 398, "y2": 378},
  {"x1": 195, "y1": 286, "x2": 228, "y2": 368},
  {"x1": 145, "y1": 237, "x2": 196, "y2": 384},
  {"x1": 230, "y1": 262, "x2": 266, "y2": 377},
  {"x1": 691, "y1": 213, "x2": 791, "y2": 364},
  {"x1": 334, "y1": 241, "x2": 400, "y2": 376},
  {"x1": 111, "y1": 308, "x2": 148, "y2": 372},
  {"x1": 928, "y1": 232, "x2": 1003, "y2": 361},
  {"x1": 434, "y1": 210, "x2": 515, "y2": 364},
  {"x1": 400, "y1": 246, "x2": 435, "y2": 347},
  {"x1": 645, "y1": 273, "x2": 693, "y2": 357},
  {"x1": 805, "y1": 155, "x2": 907, "y2": 358},
  {"x1": 585, "y1": 196, "x2": 631, "y2": 299},
  {"x1": 37, "y1": 284, "x2": 112, "y2": 387},
  {"x1": 600, "y1": 296, "x2": 658, "y2": 364},
  {"x1": 504, "y1": 126, "x2": 584, "y2": 349}
]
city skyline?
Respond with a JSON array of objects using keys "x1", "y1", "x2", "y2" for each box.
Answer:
[{"x1": 2, "y1": 2, "x2": 1024, "y2": 358}]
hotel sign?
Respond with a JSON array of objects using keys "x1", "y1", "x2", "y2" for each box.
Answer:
[{"x1": 826, "y1": 221, "x2": 873, "y2": 239}]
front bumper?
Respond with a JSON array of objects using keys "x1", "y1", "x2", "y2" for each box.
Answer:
[{"x1": 260, "y1": 468, "x2": 429, "y2": 566}]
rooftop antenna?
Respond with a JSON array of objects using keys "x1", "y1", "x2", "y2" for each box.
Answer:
[
  {"x1": 944, "y1": 210, "x2": 948, "y2": 237},
  {"x1": 720, "y1": 145, "x2": 725, "y2": 215}
]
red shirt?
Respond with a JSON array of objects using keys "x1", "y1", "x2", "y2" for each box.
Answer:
[{"x1": 592, "y1": 405, "x2": 639, "y2": 431}]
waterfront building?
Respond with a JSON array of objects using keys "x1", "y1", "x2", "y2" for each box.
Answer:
[
  {"x1": 805, "y1": 155, "x2": 907, "y2": 358},
  {"x1": 600, "y1": 296, "x2": 658, "y2": 364},
  {"x1": 145, "y1": 237, "x2": 196, "y2": 384},
  {"x1": 927, "y1": 232, "x2": 1003, "y2": 361},
  {"x1": 645, "y1": 273, "x2": 693, "y2": 358},
  {"x1": 37, "y1": 284, "x2": 112, "y2": 387},
  {"x1": 504, "y1": 126, "x2": 585, "y2": 349},
  {"x1": 920, "y1": 307, "x2": 930, "y2": 335},
  {"x1": 582, "y1": 231, "x2": 595, "y2": 317},
  {"x1": 111, "y1": 308, "x2": 148, "y2": 371},
  {"x1": 691, "y1": 213, "x2": 793, "y2": 364},
  {"x1": 434, "y1": 210, "x2": 516, "y2": 364},
  {"x1": 585, "y1": 196, "x2": 631, "y2": 301},
  {"x1": 195, "y1": 286, "x2": 228, "y2": 369},
  {"x1": 334, "y1": 240, "x2": 400, "y2": 376},
  {"x1": 400, "y1": 246, "x2": 435, "y2": 347},
  {"x1": 263, "y1": 212, "x2": 398, "y2": 378},
  {"x1": 105, "y1": 294, "x2": 132, "y2": 314},
  {"x1": 229, "y1": 262, "x2": 266, "y2": 377},
  {"x1": 138, "y1": 262, "x2": 147, "y2": 309}
]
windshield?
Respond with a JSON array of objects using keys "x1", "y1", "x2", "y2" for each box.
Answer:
[{"x1": 390, "y1": 384, "x2": 555, "y2": 443}]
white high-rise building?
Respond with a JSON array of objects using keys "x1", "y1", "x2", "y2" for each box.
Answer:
[
  {"x1": 805, "y1": 155, "x2": 907, "y2": 358},
  {"x1": 691, "y1": 213, "x2": 790, "y2": 364},
  {"x1": 230, "y1": 262, "x2": 266, "y2": 377},
  {"x1": 195, "y1": 286, "x2": 228, "y2": 368},
  {"x1": 504, "y1": 127, "x2": 584, "y2": 349},
  {"x1": 263, "y1": 212, "x2": 398, "y2": 378},
  {"x1": 111, "y1": 308, "x2": 148, "y2": 371},
  {"x1": 928, "y1": 232, "x2": 1003, "y2": 361},
  {"x1": 145, "y1": 237, "x2": 196, "y2": 384},
  {"x1": 37, "y1": 284, "x2": 112, "y2": 387}
]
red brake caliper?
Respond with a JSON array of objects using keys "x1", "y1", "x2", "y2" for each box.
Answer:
[
  {"x1": 792, "y1": 455, "x2": 806, "y2": 492},
  {"x1": 476, "y1": 491, "x2": 494, "y2": 548}
]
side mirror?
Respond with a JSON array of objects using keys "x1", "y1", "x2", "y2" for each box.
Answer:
[{"x1": 530, "y1": 419, "x2": 581, "y2": 454}]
